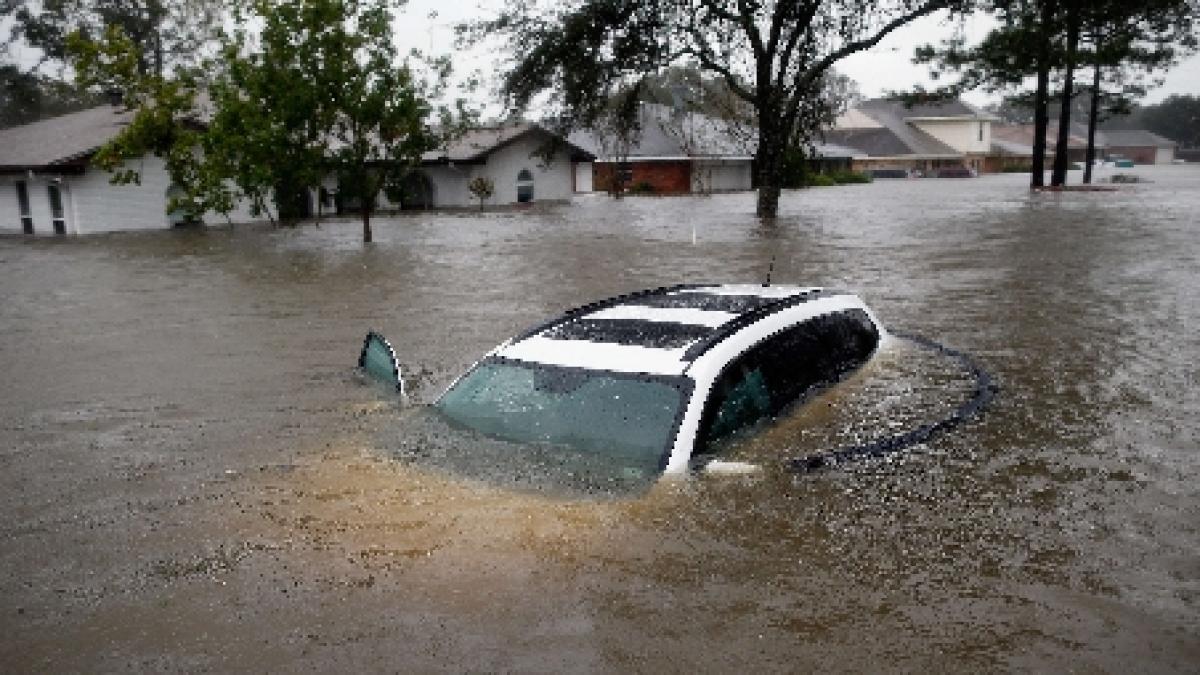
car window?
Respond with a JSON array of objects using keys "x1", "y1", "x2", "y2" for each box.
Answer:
[
  {"x1": 698, "y1": 309, "x2": 879, "y2": 451},
  {"x1": 359, "y1": 332, "x2": 402, "y2": 392},
  {"x1": 436, "y1": 360, "x2": 687, "y2": 472},
  {"x1": 707, "y1": 365, "x2": 772, "y2": 442}
]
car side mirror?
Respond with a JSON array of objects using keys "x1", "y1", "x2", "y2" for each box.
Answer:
[{"x1": 359, "y1": 331, "x2": 405, "y2": 395}]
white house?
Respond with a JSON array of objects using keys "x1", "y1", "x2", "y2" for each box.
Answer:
[
  {"x1": 2, "y1": 107, "x2": 594, "y2": 235},
  {"x1": 0, "y1": 105, "x2": 258, "y2": 236},
  {"x1": 392, "y1": 123, "x2": 595, "y2": 209}
]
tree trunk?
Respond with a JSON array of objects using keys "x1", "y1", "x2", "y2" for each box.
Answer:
[
  {"x1": 361, "y1": 205, "x2": 372, "y2": 243},
  {"x1": 1051, "y1": 11, "x2": 1080, "y2": 187},
  {"x1": 755, "y1": 139, "x2": 782, "y2": 219},
  {"x1": 1031, "y1": 0, "x2": 1056, "y2": 189},
  {"x1": 1032, "y1": 64, "x2": 1050, "y2": 188},
  {"x1": 1084, "y1": 62, "x2": 1102, "y2": 184}
]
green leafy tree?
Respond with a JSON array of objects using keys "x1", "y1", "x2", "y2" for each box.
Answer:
[
  {"x1": 3, "y1": 0, "x2": 223, "y2": 77},
  {"x1": 67, "y1": 23, "x2": 216, "y2": 220},
  {"x1": 2, "y1": 0, "x2": 224, "y2": 132},
  {"x1": 468, "y1": 175, "x2": 495, "y2": 210},
  {"x1": 468, "y1": 0, "x2": 969, "y2": 219},
  {"x1": 1, "y1": 63, "x2": 101, "y2": 128},
  {"x1": 915, "y1": 0, "x2": 1197, "y2": 187},
  {"x1": 1105, "y1": 95, "x2": 1200, "y2": 148},
  {"x1": 206, "y1": 0, "x2": 440, "y2": 241}
]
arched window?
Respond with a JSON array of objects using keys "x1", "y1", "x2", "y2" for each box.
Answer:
[{"x1": 516, "y1": 169, "x2": 534, "y2": 203}]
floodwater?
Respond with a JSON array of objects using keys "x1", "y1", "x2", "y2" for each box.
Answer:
[{"x1": 1, "y1": 166, "x2": 1198, "y2": 671}]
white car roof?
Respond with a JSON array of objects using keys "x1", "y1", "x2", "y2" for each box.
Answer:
[{"x1": 492, "y1": 284, "x2": 870, "y2": 377}]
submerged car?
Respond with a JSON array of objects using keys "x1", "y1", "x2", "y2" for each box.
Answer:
[{"x1": 360, "y1": 284, "x2": 884, "y2": 482}]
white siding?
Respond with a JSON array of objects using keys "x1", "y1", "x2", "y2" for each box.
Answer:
[
  {"x1": 912, "y1": 119, "x2": 991, "y2": 154},
  {"x1": 1, "y1": 175, "x2": 37, "y2": 234},
  {"x1": 67, "y1": 155, "x2": 175, "y2": 233},
  {"x1": 574, "y1": 162, "x2": 593, "y2": 192},
  {"x1": 692, "y1": 160, "x2": 752, "y2": 192},
  {"x1": 1, "y1": 174, "x2": 81, "y2": 235},
  {"x1": 419, "y1": 132, "x2": 577, "y2": 208},
  {"x1": 2, "y1": 155, "x2": 259, "y2": 236}
]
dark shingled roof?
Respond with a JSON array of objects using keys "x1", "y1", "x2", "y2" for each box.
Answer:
[
  {"x1": 0, "y1": 105, "x2": 133, "y2": 170},
  {"x1": 1102, "y1": 129, "x2": 1177, "y2": 148},
  {"x1": 826, "y1": 99, "x2": 963, "y2": 158},
  {"x1": 570, "y1": 103, "x2": 860, "y2": 160},
  {"x1": 569, "y1": 104, "x2": 755, "y2": 160},
  {"x1": 423, "y1": 122, "x2": 595, "y2": 163},
  {"x1": 885, "y1": 98, "x2": 996, "y2": 119},
  {"x1": 822, "y1": 127, "x2": 919, "y2": 157}
]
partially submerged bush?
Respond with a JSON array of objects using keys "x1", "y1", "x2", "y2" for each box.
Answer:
[{"x1": 828, "y1": 169, "x2": 872, "y2": 184}]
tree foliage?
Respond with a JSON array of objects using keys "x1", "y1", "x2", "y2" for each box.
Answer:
[
  {"x1": 468, "y1": 0, "x2": 969, "y2": 218},
  {"x1": 468, "y1": 175, "x2": 495, "y2": 210},
  {"x1": 57, "y1": 0, "x2": 453, "y2": 240},
  {"x1": 207, "y1": 0, "x2": 440, "y2": 241},
  {"x1": 3, "y1": 0, "x2": 224, "y2": 76},
  {"x1": 1104, "y1": 95, "x2": 1200, "y2": 148},
  {"x1": 0, "y1": 63, "x2": 101, "y2": 127},
  {"x1": 1, "y1": 1, "x2": 224, "y2": 126},
  {"x1": 914, "y1": 0, "x2": 1198, "y2": 186},
  {"x1": 66, "y1": 23, "x2": 211, "y2": 218}
]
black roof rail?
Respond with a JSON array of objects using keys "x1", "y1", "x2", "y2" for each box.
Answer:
[
  {"x1": 680, "y1": 288, "x2": 842, "y2": 361},
  {"x1": 512, "y1": 283, "x2": 706, "y2": 342}
]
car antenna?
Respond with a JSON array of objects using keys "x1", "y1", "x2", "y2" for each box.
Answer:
[{"x1": 763, "y1": 254, "x2": 775, "y2": 287}]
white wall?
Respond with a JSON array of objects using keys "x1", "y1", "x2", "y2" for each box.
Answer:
[
  {"x1": 912, "y1": 119, "x2": 991, "y2": 154},
  {"x1": 0, "y1": 174, "x2": 47, "y2": 234},
  {"x1": 692, "y1": 160, "x2": 752, "y2": 192},
  {"x1": 1, "y1": 173, "x2": 89, "y2": 235},
  {"x1": 1, "y1": 155, "x2": 259, "y2": 236},
  {"x1": 420, "y1": 132, "x2": 578, "y2": 208},
  {"x1": 574, "y1": 162, "x2": 593, "y2": 192}
]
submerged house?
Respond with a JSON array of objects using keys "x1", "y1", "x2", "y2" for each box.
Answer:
[
  {"x1": 990, "y1": 125, "x2": 1178, "y2": 166},
  {"x1": 570, "y1": 103, "x2": 862, "y2": 194},
  {"x1": 407, "y1": 123, "x2": 595, "y2": 208},
  {"x1": 0, "y1": 105, "x2": 258, "y2": 236},
  {"x1": 1098, "y1": 130, "x2": 1177, "y2": 164},
  {"x1": 569, "y1": 104, "x2": 756, "y2": 194},
  {"x1": 826, "y1": 98, "x2": 1029, "y2": 175},
  {"x1": 2, "y1": 107, "x2": 595, "y2": 234}
]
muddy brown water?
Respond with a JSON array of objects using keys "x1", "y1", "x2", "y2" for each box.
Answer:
[{"x1": 2, "y1": 167, "x2": 1198, "y2": 671}]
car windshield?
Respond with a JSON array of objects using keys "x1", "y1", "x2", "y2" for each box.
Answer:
[{"x1": 435, "y1": 359, "x2": 687, "y2": 474}]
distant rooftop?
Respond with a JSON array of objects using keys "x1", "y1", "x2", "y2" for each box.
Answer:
[
  {"x1": 569, "y1": 104, "x2": 755, "y2": 160},
  {"x1": 828, "y1": 98, "x2": 964, "y2": 159},
  {"x1": 424, "y1": 122, "x2": 595, "y2": 164},
  {"x1": 1102, "y1": 129, "x2": 1177, "y2": 148},
  {"x1": 570, "y1": 103, "x2": 862, "y2": 161}
]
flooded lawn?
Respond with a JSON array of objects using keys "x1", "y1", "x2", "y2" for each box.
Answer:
[{"x1": 2, "y1": 166, "x2": 1198, "y2": 671}]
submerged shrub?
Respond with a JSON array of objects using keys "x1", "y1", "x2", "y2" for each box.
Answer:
[{"x1": 828, "y1": 170, "x2": 872, "y2": 184}]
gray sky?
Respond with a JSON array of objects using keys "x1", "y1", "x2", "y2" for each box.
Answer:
[
  {"x1": 6, "y1": 0, "x2": 1197, "y2": 109},
  {"x1": 402, "y1": 0, "x2": 1199, "y2": 110}
]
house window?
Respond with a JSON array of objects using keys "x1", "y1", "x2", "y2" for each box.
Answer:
[
  {"x1": 516, "y1": 169, "x2": 534, "y2": 203},
  {"x1": 47, "y1": 183, "x2": 66, "y2": 234},
  {"x1": 617, "y1": 162, "x2": 634, "y2": 185},
  {"x1": 15, "y1": 181, "x2": 33, "y2": 234},
  {"x1": 978, "y1": 122, "x2": 984, "y2": 142}
]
